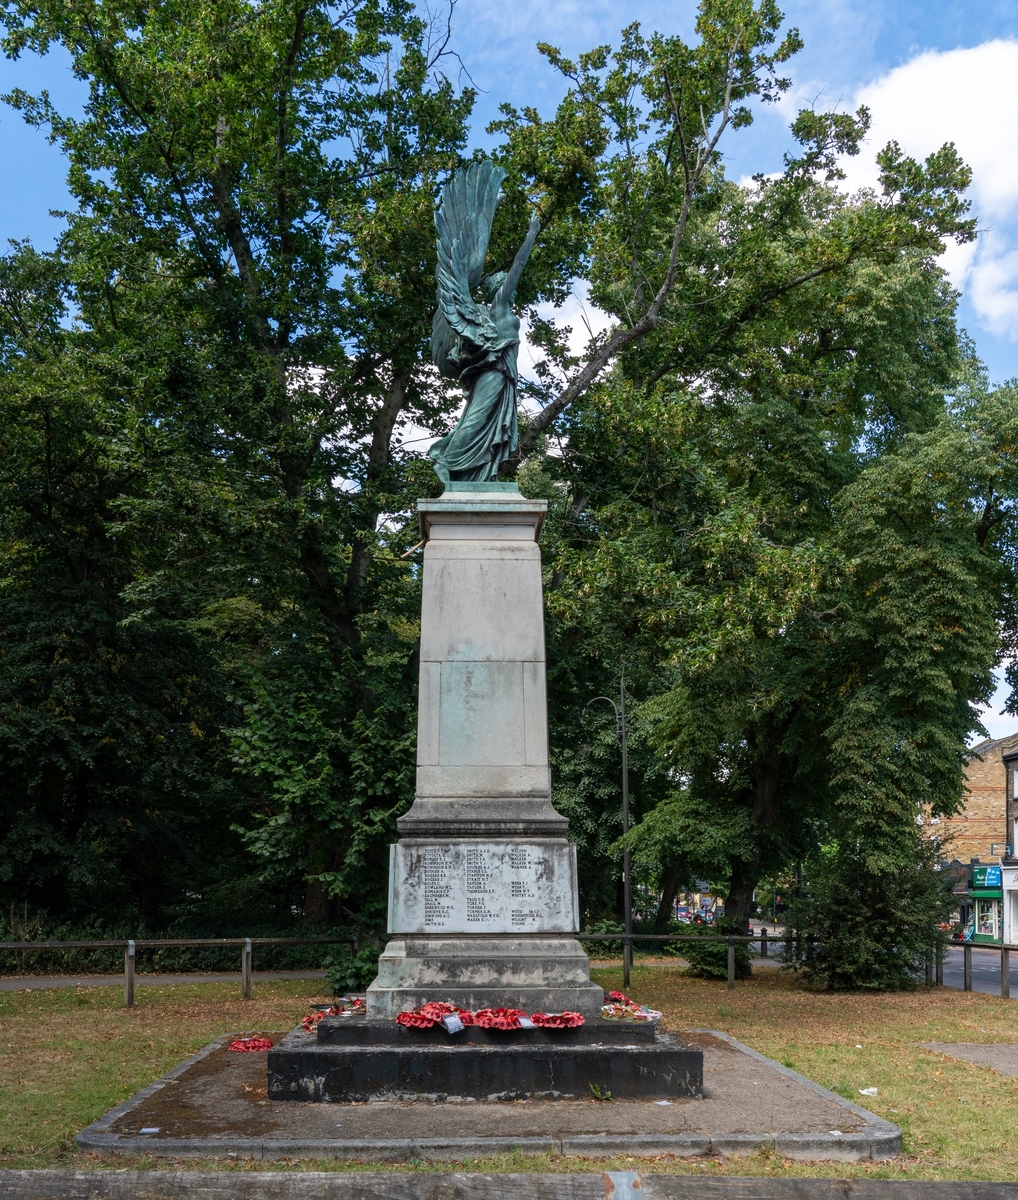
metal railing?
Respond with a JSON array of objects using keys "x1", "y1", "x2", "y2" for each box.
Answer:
[
  {"x1": 580, "y1": 930, "x2": 785, "y2": 990},
  {"x1": 0, "y1": 936, "x2": 355, "y2": 1007}
]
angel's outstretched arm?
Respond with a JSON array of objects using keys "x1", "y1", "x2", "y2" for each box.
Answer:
[{"x1": 498, "y1": 216, "x2": 540, "y2": 306}]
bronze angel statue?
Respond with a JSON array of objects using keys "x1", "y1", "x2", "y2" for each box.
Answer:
[{"x1": 429, "y1": 160, "x2": 539, "y2": 483}]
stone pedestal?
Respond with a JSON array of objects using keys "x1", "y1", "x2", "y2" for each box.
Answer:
[
  {"x1": 366, "y1": 483, "x2": 603, "y2": 1019},
  {"x1": 269, "y1": 1016, "x2": 703, "y2": 1102}
]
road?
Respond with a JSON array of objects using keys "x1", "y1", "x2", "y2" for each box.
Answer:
[{"x1": 940, "y1": 944, "x2": 1017, "y2": 997}]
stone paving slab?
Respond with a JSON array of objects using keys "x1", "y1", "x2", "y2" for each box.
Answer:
[
  {"x1": 920, "y1": 1042, "x2": 1018, "y2": 1074},
  {"x1": 75, "y1": 1030, "x2": 899, "y2": 1163},
  {"x1": 2, "y1": 1174, "x2": 1016, "y2": 1199}
]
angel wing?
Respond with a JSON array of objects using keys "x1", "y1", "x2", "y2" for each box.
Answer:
[{"x1": 431, "y1": 160, "x2": 506, "y2": 378}]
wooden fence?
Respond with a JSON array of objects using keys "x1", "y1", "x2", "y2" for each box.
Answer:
[{"x1": 0, "y1": 930, "x2": 966, "y2": 1003}]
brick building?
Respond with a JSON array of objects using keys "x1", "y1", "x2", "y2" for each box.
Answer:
[{"x1": 937, "y1": 732, "x2": 1018, "y2": 862}]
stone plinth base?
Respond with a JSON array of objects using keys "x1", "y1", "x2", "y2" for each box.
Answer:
[
  {"x1": 365, "y1": 935, "x2": 604, "y2": 1020},
  {"x1": 267, "y1": 1017, "x2": 702, "y2": 1102}
]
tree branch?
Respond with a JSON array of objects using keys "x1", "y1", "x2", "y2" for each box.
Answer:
[{"x1": 504, "y1": 34, "x2": 745, "y2": 472}]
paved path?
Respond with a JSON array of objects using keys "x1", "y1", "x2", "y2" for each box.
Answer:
[
  {"x1": 0, "y1": 969, "x2": 327, "y2": 992},
  {"x1": 921, "y1": 1042, "x2": 1018, "y2": 1073}
]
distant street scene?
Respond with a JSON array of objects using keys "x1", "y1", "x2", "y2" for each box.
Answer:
[{"x1": 941, "y1": 946, "x2": 1018, "y2": 997}]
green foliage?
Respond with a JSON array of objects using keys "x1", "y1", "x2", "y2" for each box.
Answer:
[
  {"x1": 787, "y1": 837, "x2": 953, "y2": 990},
  {"x1": 324, "y1": 944, "x2": 381, "y2": 993},
  {"x1": 679, "y1": 922, "x2": 753, "y2": 981},
  {"x1": 0, "y1": 0, "x2": 1013, "y2": 983},
  {"x1": 496, "y1": 0, "x2": 990, "y2": 952},
  {"x1": 0, "y1": 0, "x2": 473, "y2": 930}
]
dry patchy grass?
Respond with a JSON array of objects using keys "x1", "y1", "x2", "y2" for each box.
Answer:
[
  {"x1": 0, "y1": 967, "x2": 1016, "y2": 1179},
  {"x1": 0, "y1": 979, "x2": 315, "y2": 1168}
]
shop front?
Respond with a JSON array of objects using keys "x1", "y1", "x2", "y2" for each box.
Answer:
[
  {"x1": 970, "y1": 865, "x2": 1003, "y2": 944},
  {"x1": 1002, "y1": 865, "x2": 1018, "y2": 946}
]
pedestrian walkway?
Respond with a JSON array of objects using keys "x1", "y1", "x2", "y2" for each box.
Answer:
[{"x1": 0, "y1": 969, "x2": 327, "y2": 992}]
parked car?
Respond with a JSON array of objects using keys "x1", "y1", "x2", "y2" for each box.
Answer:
[{"x1": 674, "y1": 906, "x2": 691, "y2": 923}]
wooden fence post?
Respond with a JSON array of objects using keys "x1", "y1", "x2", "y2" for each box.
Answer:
[
  {"x1": 1002, "y1": 947, "x2": 1010, "y2": 1001},
  {"x1": 727, "y1": 936, "x2": 735, "y2": 990},
  {"x1": 964, "y1": 943, "x2": 972, "y2": 992},
  {"x1": 124, "y1": 940, "x2": 135, "y2": 1009},
  {"x1": 760, "y1": 930, "x2": 768, "y2": 958},
  {"x1": 242, "y1": 938, "x2": 252, "y2": 1001}
]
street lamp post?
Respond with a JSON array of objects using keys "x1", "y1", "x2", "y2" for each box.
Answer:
[{"x1": 583, "y1": 665, "x2": 632, "y2": 989}]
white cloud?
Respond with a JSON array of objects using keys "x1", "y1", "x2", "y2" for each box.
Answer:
[
  {"x1": 838, "y1": 40, "x2": 1018, "y2": 338},
  {"x1": 973, "y1": 668, "x2": 1018, "y2": 744},
  {"x1": 518, "y1": 280, "x2": 614, "y2": 398}
]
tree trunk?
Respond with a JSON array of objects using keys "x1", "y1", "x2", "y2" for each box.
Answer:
[
  {"x1": 654, "y1": 862, "x2": 683, "y2": 930},
  {"x1": 302, "y1": 876, "x2": 332, "y2": 930},
  {"x1": 725, "y1": 866, "x2": 758, "y2": 932}
]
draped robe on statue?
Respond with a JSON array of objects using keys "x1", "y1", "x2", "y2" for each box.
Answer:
[
  {"x1": 428, "y1": 160, "x2": 537, "y2": 485},
  {"x1": 429, "y1": 321, "x2": 520, "y2": 482}
]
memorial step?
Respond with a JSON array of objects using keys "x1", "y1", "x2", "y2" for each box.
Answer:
[
  {"x1": 315, "y1": 1014, "x2": 657, "y2": 1046},
  {"x1": 267, "y1": 1023, "x2": 703, "y2": 1102}
]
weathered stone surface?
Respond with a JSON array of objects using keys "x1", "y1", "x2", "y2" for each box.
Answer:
[
  {"x1": 395, "y1": 489, "x2": 565, "y2": 841},
  {"x1": 368, "y1": 486, "x2": 600, "y2": 1019},
  {"x1": 387, "y1": 840, "x2": 578, "y2": 935},
  {"x1": 367, "y1": 934, "x2": 603, "y2": 1020},
  {"x1": 267, "y1": 1026, "x2": 702, "y2": 1102}
]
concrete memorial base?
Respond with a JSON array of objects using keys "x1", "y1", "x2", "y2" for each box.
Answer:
[
  {"x1": 266, "y1": 1015, "x2": 700, "y2": 1102},
  {"x1": 75, "y1": 1028, "x2": 901, "y2": 1163}
]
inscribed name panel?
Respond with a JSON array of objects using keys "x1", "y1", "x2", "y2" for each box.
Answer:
[{"x1": 388, "y1": 841, "x2": 577, "y2": 934}]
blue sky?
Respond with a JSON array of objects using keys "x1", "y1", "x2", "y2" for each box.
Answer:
[
  {"x1": 449, "y1": 0, "x2": 1018, "y2": 386},
  {"x1": 1, "y1": 0, "x2": 1016, "y2": 733},
  {"x1": 6, "y1": 1, "x2": 1016, "y2": 372}
]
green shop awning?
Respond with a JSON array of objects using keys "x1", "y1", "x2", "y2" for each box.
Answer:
[{"x1": 969, "y1": 889, "x2": 1003, "y2": 898}]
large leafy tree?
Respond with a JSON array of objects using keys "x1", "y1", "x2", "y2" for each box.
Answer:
[
  {"x1": 0, "y1": 0, "x2": 485, "y2": 927},
  {"x1": 534, "y1": 224, "x2": 1016, "y2": 942},
  {"x1": 489, "y1": 11, "x2": 1003, "y2": 935},
  {"x1": 1, "y1": 0, "x2": 1009, "y2": 963}
]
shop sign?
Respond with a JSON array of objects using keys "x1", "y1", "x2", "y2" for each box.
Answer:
[{"x1": 973, "y1": 865, "x2": 1002, "y2": 888}]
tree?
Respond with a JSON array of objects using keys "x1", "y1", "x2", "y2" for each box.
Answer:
[
  {"x1": 0, "y1": 242, "x2": 245, "y2": 925},
  {"x1": 0, "y1": 0, "x2": 482, "y2": 927},
  {"x1": 513, "y1": 91, "x2": 987, "y2": 936},
  {"x1": 1, "y1": 0, "x2": 1007, "y2": 962}
]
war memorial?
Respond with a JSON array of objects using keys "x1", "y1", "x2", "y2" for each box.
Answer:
[
  {"x1": 268, "y1": 160, "x2": 700, "y2": 1103},
  {"x1": 71, "y1": 162, "x2": 900, "y2": 1169}
]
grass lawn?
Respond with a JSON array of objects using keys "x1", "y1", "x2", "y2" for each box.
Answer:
[{"x1": 1, "y1": 965, "x2": 1016, "y2": 1179}]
